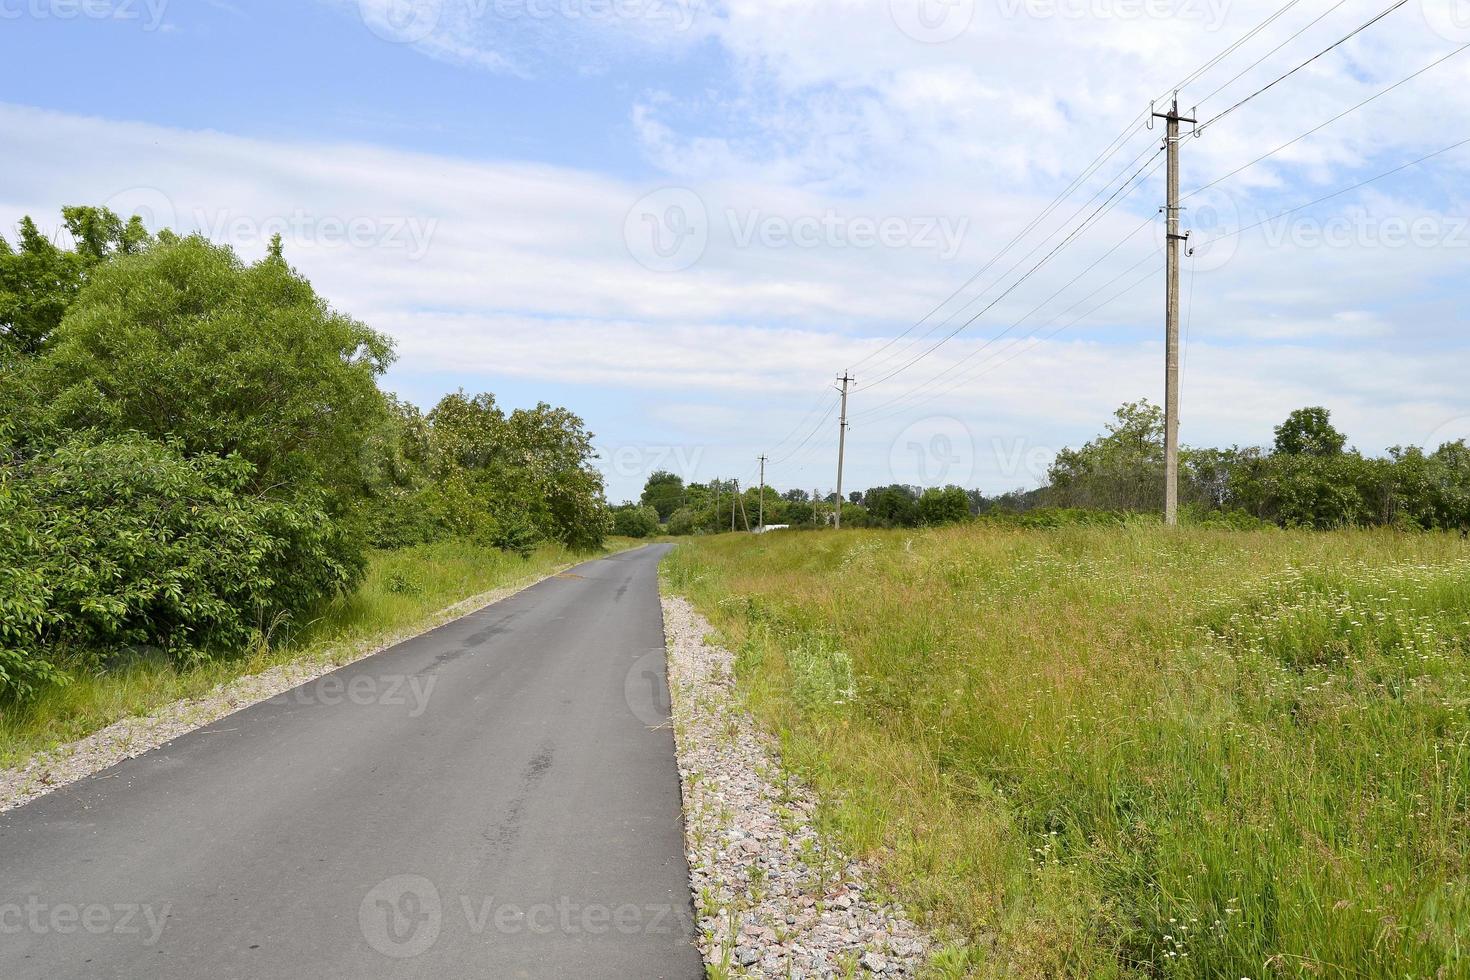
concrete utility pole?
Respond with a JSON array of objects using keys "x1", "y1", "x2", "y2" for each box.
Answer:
[
  {"x1": 1153, "y1": 96, "x2": 1194, "y2": 528},
  {"x1": 834, "y1": 373, "x2": 852, "y2": 529},
  {"x1": 757, "y1": 455, "x2": 767, "y2": 530}
]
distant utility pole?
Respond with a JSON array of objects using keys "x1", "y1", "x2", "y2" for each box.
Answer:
[
  {"x1": 834, "y1": 373, "x2": 852, "y2": 530},
  {"x1": 813, "y1": 488, "x2": 819, "y2": 526},
  {"x1": 757, "y1": 455, "x2": 767, "y2": 530},
  {"x1": 1153, "y1": 96, "x2": 1195, "y2": 528}
]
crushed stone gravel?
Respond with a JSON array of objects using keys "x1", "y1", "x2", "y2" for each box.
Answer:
[{"x1": 662, "y1": 595, "x2": 932, "y2": 977}]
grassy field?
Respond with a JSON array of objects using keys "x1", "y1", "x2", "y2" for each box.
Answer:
[
  {"x1": 0, "y1": 537, "x2": 642, "y2": 770},
  {"x1": 663, "y1": 526, "x2": 1470, "y2": 979}
]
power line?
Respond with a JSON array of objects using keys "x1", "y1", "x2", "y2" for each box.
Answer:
[
  {"x1": 1158, "y1": 0, "x2": 1306, "y2": 101},
  {"x1": 858, "y1": 252, "x2": 1164, "y2": 428},
  {"x1": 1194, "y1": 134, "x2": 1470, "y2": 247},
  {"x1": 1198, "y1": 0, "x2": 1411, "y2": 132},
  {"x1": 848, "y1": 117, "x2": 1153, "y2": 376},
  {"x1": 1194, "y1": 0, "x2": 1351, "y2": 107},
  {"x1": 854, "y1": 214, "x2": 1159, "y2": 420},
  {"x1": 1185, "y1": 40, "x2": 1470, "y2": 200},
  {"x1": 855, "y1": 147, "x2": 1165, "y2": 393}
]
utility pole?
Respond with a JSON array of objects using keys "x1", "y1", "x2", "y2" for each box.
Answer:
[
  {"x1": 813, "y1": 488, "x2": 819, "y2": 526},
  {"x1": 757, "y1": 455, "x2": 767, "y2": 531},
  {"x1": 834, "y1": 373, "x2": 852, "y2": 530},
  {"x1": 1153, "y1": 96, "x2": 1194, "y2": 528}
]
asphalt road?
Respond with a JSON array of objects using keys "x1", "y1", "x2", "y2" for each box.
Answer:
[{"x1": 0, "y1": 544, "x2": 704, "y2": 979}]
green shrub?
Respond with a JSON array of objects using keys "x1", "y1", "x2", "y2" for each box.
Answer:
[
  {"x1": 612, "y1": 504, "x2": 661, "y2": 538},
  {"x1": 0, "y1": 433, "x2": 361, "y2": 701}
]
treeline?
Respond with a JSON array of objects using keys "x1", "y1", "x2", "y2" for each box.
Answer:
[
  {"x1": 614, "y1": 399, "x2": 1470, "y2": 538},
  {"x1": 0, "y1": 207, "x2": 610, "y2": 701}
]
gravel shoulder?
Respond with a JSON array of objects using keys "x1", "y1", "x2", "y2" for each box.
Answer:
[
  {"x1": 0, "y1": 559, "x2": 599, "y2": 813},
  {"x1": 662, "y1": 594, "x2": 932, "y2": 978}
]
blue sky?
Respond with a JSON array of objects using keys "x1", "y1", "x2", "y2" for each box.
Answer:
[{"x1": 3, "y1": 0, "x2": 1468, "y2": 502}]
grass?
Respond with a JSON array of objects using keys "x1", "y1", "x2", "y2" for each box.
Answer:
[
  {"x1": 662, "y1": 525, "x2": 1470, "y2": 979},
  {"x1": 0, "y1": 536, "x2": 644, "y2": 770}
]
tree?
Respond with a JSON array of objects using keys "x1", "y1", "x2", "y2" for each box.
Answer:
[
  {"x1": 1047, "y1": 400, "x2": 1166, "y2": 511},
  {"x1": 29, "y1": 234, "x2": 394, "y2": 504},
  {"x1": 1273, "y1": 407, "x2": 1346, "y2": 457},
  {"x1": 919, "y1": 485, "x2": 971, "y2": 525},
  {"x1": 641, "y1": 470, "x2": 685, "y2": 521},
  {"x1": 612, "y1": 505, "x2": 661, "y2": 538},
  {"x1": 0, "y1": 207, "x2": 151, "y2": 357}
]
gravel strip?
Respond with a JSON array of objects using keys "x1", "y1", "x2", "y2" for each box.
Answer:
[
  {"x1": 662, "y1": 595, "x2": 931, "y2": 978},
  {"x1": 0, "y1": 567, "x2": 575, "y2": 813}
]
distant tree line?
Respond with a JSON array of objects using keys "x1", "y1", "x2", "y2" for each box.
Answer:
[
  {"x1": 0, "y1": 207, "x2": 611, "y2": 701},
  {"x1": 613, "y1": 400, "x2": 1470, "y2": 541}
]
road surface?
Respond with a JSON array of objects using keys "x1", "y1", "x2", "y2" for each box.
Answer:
[{"x1": 0, "y1": 544, "x2": 703, "y2": 979}]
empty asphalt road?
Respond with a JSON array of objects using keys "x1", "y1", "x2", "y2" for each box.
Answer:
[{"x1": 0, "y1": 544, "x2": 703, "y2": 979}]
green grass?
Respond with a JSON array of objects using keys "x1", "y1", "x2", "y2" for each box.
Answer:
[
  {"x1": 0, "y1": 537, "x2": 643, "y2": 770},
  {"x1": 663, "y1": 526, "x2": 1470, "y2": 979}
]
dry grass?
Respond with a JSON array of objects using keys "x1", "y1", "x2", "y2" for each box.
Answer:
[{"x1": 663, "y1": 525, "x2": 1470, "y2": 979}]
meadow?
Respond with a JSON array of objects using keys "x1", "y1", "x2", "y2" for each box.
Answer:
[
  {"x1": 662, "y1": 525, "x2": 1470, "y2": 979},
  {"x1": 0, "y1": 538, "x2": 636, "y2": 770}
]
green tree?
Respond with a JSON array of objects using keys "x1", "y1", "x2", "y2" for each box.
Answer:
[
  {"x1": 1273, "y1": 406, "x2": 1346, "y2": 457},
  {"x1": 612, "y1": 505, "x2": 661, "y2": 538},
  {"x1": 0, "y1": 207, "x2": 152, "y2": 357},
  {"x1": 29, "y1": 235, "x2": 394, "y2": 504},
  {"x1": 918, "y1": 485, "x2": 971, "y2": 525},
  {"x1": 641, "y1": 470, "x2": 685, "y2": 521}
]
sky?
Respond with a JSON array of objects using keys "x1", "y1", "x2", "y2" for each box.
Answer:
[{"x1": 1, "y1": 0, "x2": 1467, "y2": 503}]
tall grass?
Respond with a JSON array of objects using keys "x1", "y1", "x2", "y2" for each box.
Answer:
[
  {"x1": 0, "y1": 538, "x2": 639, "y2": 769},
  {"x1": 663, "y1": 526, "x2": 1470, "y2": 978}
]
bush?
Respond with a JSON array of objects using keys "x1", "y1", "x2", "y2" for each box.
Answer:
[
  {"x1": 0, "y1": 433, "x2": 361, "y2": 701},
  {"x1": 612, "y1": 505, "x2": 661, "y2": 538}
]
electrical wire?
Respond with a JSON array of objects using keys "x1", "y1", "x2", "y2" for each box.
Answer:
[
  {"x1": 855, "y1": 148, "x2": 1166, "y2": 393},
  {"x1": 1194, "y1": 0, "x2": 1351, "y2": 107},
  {"x1": 1185, "y1": 40, "x2": 1470, "y2": 200},
  {"x1": 1198, "y1": 0, "x2": 1411, "y2": 132},
  {"x1": 1193, "y1": 134, "x2": 1470, "y2": 247}
]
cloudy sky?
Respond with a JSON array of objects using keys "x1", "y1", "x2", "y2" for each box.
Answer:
[{"x1": 2, "y1": 0, "x2": 1467, "y2": 501}]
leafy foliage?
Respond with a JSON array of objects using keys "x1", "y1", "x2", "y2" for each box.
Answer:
[{"x1": 0, "y1": 434, "x2": 358, "y2": 700}]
